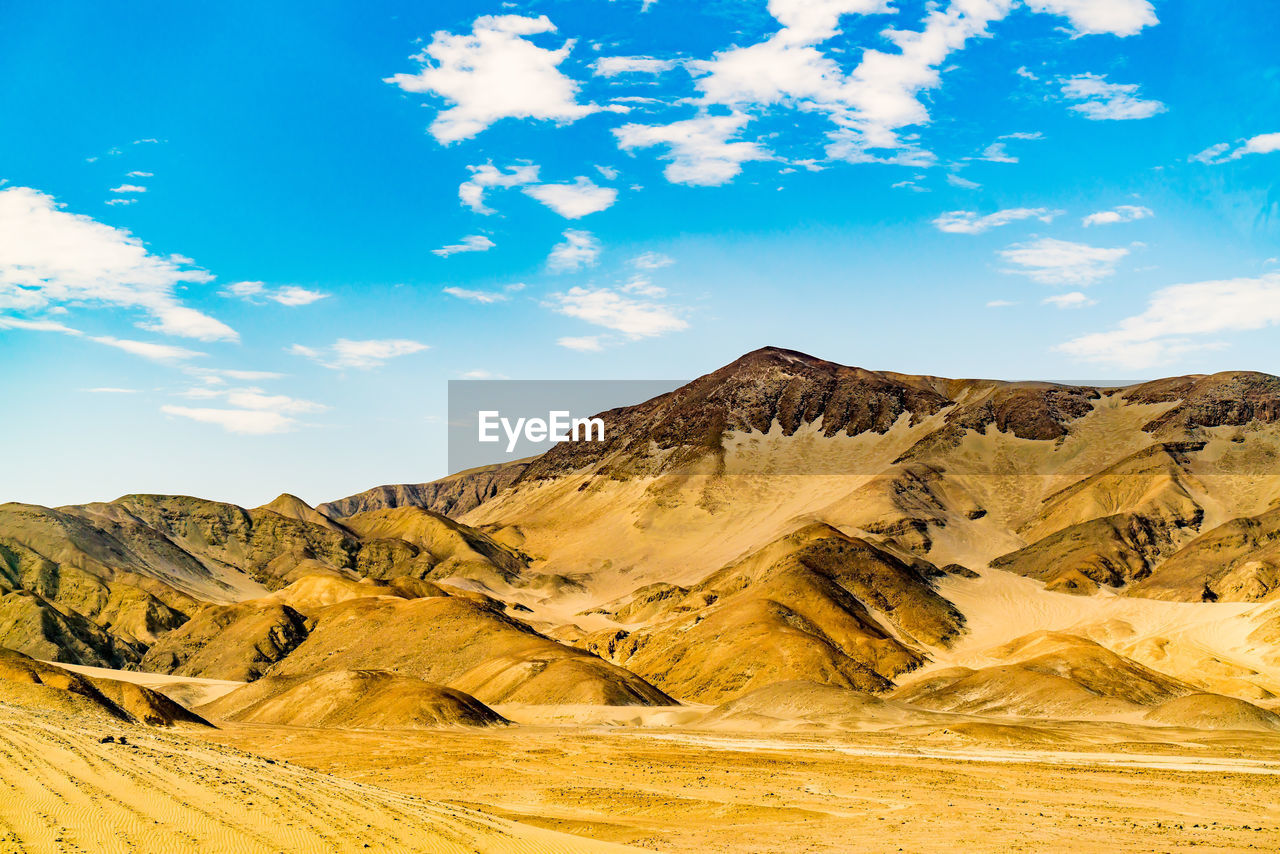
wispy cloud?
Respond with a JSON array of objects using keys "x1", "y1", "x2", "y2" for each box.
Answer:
[
  {"x1": 161, "y1": 406, "x2": 297, "y2": 435},
  {"x1": 593, "y1": 56, "x2": 678, "y2": 77},
  {"x1": 1082, "y1": 205, "x2": 1153, "y2": 226},
  {"x1": 459, "y1": 162, "x2": 540, "y2": 214},
  {"x1": 1043, "y1": 291, "x2": 1096, "y2": 309},
  {"x1": 443, "y1": 286, "x2": 508, "y2": 304},
  {"x1": 289, "y1": 338, "x2": 429, "y2": 370},
  {"x1": 0, "y1": 316, "x2": 82, "y2": 334},
  {"x1": 1000, "y1": 237, "x2": 1129, "y2": 285},
  {"x1": 1190, "y1": 132, "x2": 1280, "y2": 165},
  {"x1": 547, "y1": 229, "x2": 601, "y2": 272},
  {"x1": 557, "y1": 335, "x2": 605, "y2": 352},
  {"x1": 224, "y1": 280, "x2": 329, "y2": 306},
  {"x1": 548, "y1": 286, "x2": 687, "y2": 339},
  {"x1": 433, "y1": 234, "x2": 495, "y2": 257},
  {"x1": 91, "y1": 336, "x2": 205, "y2": 362},
  {"x1": 933, "y1": 208, "x2": 1060, "y2": 235},
  {"x1": 430, "y1": 235, "x2": 494, "y2": 258},
  {"x1": 1059, "y1": 73, "x2": 1165, "y2": 121},
  {"x1": 631, "y1": 251, "x2": 674, "y2": 270}
]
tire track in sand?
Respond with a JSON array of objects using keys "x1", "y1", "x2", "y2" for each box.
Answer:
[{"x1": 0, "y1": 705, "x2": 646, "y2": 854}]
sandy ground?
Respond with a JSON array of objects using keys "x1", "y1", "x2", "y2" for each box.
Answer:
[
  {"x1": 0, "y1": 705, "x2": 640, "y2": 854},
  {"x1": 200, "y1": 719, "x2": 1280, "y2": 854}
]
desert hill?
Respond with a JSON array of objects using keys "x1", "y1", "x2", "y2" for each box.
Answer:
[
  {"x1": 203, "y1": 668, "x2": 508, "y2": 729},
  {"x1": 0, "y1": 647, "x2": 209, "y2": 727},
  {"x1": 579, "y1": 524, "x2": 963, "y2": 702}
]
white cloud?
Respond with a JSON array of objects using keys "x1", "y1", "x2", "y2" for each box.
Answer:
[
  {"x1": 986, "y1": 299, "x2": 1017, "y2": 307},
  {"x1": 932, "y1": 207, "x2": 1059, "y2": 234},
  {"x1": 614, "y1": 113, "x2": 768, "y2": 186},
  {"x1": 223, "y1": 388, "x2": 325, "y2": 414},
  {"x1": 549, "y1": 286, "x2": 687, "y2": 338},
  {"x1": 227, "y1": 281, "x2": 264, "y2": 297},
  {"x1": 1060, "y1": 73, "x2": 1165, "y2": 121},
  {"x1": 459, "y1": 162, "x2": 540, "y2": 214},
  {"x1": 433, "y1": 234, "x2": 495, "y2": 257},
  {"x1": 978, "y1": 142, "x2": 1018, "y2": 163},
  {"x1": 766, "y1": 0, "x2": 895, "y2": 42},
  {"x1": 161, "y1": 406, "x2": 296, "y2": 435},
  {"x1": 523, "y1": 176, "x2": 618, "y2": 218},
  {"x1": 631, "y1": 251, "x2": 674, "y2": 270},
  {"x1": 269, "y1": 286, "x2": 328, "y2": 306},
  {"x1": 547, "y1": 229, "x2": 602, "y2": 272},
  {"x1": 140, "y1": 304, "x2": 238, "y2": 340},
  {"x1": 91, "y1": 336, "x2": 205, "y2": 362},
  {"x1": 126, "y1": 171, "x2": 153, "y2": 178},
  {"x1": 1190, "y1": 132, "x2": 1280, "y2": 165},
  {"x1": 1082, "y1": 205, "x2": 1153, "y2": 226},
  {"x1": 84, "y1": 387, "x2": 138, "y2": 394},
  {"x1": 595, "y1": 165, "x2": 619, "y2": 180},
  {"x1": 1058, "y1": 274, "x2": 1280, "y2": 368},
  {"x1": 558, "y1": 335, "x2": 605, "y2": 351},
  {"x1": 109, "y1": 184, "x2": 147, "y2": 194},
  {"x1": 460, "y1": 369, "x2": 508, "y2": 379},
  {"x1": 384, "y1": 15, "x2": 598, "y2": 143},
  {"x1": 223, "y1": 280, "x2": 328, "y2": 306},
  {"x1": 1000, "y1": 237, "x2": 1129, "y2": 285},
  {"x1": 945, "y1": 174, "x2": 980, "y2": 190},
  {"x1": 193, "y1": 368, "x2": 285, "y2": 382},
  {"x1": 1043, "y1": 291, "x2": 1096, "y2": 308},
  {"x1": 593, "y1": 56, "x2": 678, "y2": 76},
  {"x1": 105, "y1": 199, "x2": 136, "y2": 206},
  {"x1": 824, "y1": 1, "x2": 1016, "y2": 163},
  {"x1": 443, "y1": 286, "x2": 509, "y2": 304},
  {"x1": 290, "y1": 338, "x2": 429, "y2": 370},
  {"x1": 1025, "y1": 0, "x2": 1156, "y2": 36},
  {"x1": 621, "y1": 275, "x2": 667, "y2": 297},
  {"x1": 0, "y1": 316, "x2": 82, "y2": 334},
  {"x1": 0, "y1": 186, "x2": 235, "y2": 341}
]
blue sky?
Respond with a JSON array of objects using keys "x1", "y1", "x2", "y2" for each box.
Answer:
[{"x1": 1, "y1": 0, "x2": 1277, "y2": 507}]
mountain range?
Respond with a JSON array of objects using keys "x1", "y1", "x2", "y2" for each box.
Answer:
[{"x1": 4, "y1": 346, "x2": 1280, "y2": 731}]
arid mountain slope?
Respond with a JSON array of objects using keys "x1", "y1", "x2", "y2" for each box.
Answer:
[
  {"x1": 579, "y1": 525, "x2": 963, "y2": 703},
  {"x1": 261, "y1": 592, "x2": 673, "y2": 705},
  {"x1": 0, "y1": 493, "x2": 529, "y2": 671}
]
